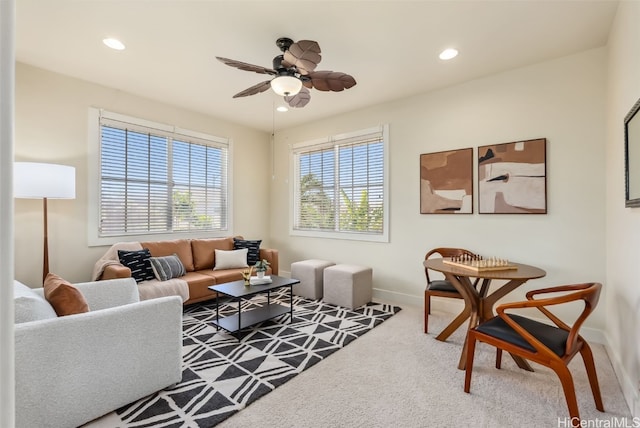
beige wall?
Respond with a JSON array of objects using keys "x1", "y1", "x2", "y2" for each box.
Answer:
[
  {"x1": 605, "y1": 1, "x2": 640, "y2": 417},
  {"x1": 271, "y1": 48, "x2": 607, "y2": 332},
  {"x1": 14, "y1": 63, "x2": 271, "y2": 286}
]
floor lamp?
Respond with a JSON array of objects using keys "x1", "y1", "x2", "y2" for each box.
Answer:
[{"x1": 14, "y1": 162, "x2": 76, "y2": 283}]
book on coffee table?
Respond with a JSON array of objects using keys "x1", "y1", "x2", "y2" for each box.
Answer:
[{"x1": 250, "y1": 276, "x2": 272, "y2": 285}]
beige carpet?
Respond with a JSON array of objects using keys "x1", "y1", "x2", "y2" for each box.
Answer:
[
  {"x1": 215, "y1": 303, "x2": 632, "y2": 428},
  {"x1": 87, "y1": 302, "x2": 632, "y2": 428}
]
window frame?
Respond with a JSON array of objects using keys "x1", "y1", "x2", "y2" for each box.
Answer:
[
  {"x1": 87, "y1": 108, "x2": 234, "y2": 246},
  {"x1": 289, "y1": 124, "x2": 389, "y2": 243}
]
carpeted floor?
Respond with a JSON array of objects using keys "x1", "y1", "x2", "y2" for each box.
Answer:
[
  {"x1": 216, "y1": 303, "x2": 633, "y2": 428},
  {"x1": 86, "y1": 299, "x2": 633, "y2": 428},
  {"x1": 86, "y1": 290, "x2": 400, "y2": 427}
]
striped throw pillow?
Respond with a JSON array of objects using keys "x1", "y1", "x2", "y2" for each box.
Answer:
[{"x1": 150, "y1": 254, "x2": 186, "y2": 281}]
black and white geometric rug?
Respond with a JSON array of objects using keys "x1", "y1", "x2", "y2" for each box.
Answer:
[{"x1": 114, "y1": 290, "x2": 401, "y2": 427}]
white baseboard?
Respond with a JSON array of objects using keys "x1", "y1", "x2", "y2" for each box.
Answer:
[
  {"x1": 602, "y1": 334, "x2": 639, "y2": 418},
  {"x1": 372, "y1": 288, "x2": 423, "y2": 307}
]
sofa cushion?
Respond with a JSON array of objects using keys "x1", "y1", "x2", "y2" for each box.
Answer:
[
  {"x1": 233, "y1": 238, "x2": 262, "y2": 266},
  {"x1": 44, "y1": 273, "x2": 90, "y2": 316},
  {"x1": 201, "y1": 268, "x2": 246, "y2": 284},
  {"x1": 150, "y1": 254, "x2": 186, "y2": 281},
  {"x1": 180, "y1": 271, "x2": 218, "y2": 301},
  {"x1": 191, "y1": 237, "x2": 234, "y2": 270},
  {"x1": 143, "y1": 239, "x2": 194, "y2": 272},
  {"x1": 14, "y1": 281, "x2": 57, "y2": 323},
  {"x1": 118, "y1": 249, "x2": 155, "y2": 283},
  {"x1": 213, "y1": 249, "x2": 249, "y2": 270}
]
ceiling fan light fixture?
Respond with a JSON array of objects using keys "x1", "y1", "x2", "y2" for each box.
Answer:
[
  {"x1": 218, "y1": 38, "x2": 356, "y2": 109},
  {"x1": 270, "y1": 75, "x2": 302, "y2": 96}
]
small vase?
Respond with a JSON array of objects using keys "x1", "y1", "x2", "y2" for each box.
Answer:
[
  {"x1": 241, "y1": 272, "x2": 251, "y2": 285},
  {"x1": 257, "y1": 271, "x2": 265, "y2": 279}
]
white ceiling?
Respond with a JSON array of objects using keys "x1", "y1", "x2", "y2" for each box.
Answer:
[{"x1": 16, "y1": 1, "x2": 618, "y2": 133}]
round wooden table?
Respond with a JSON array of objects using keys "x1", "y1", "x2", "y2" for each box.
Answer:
[{"x1": 424, "y1": 258, "x2": 546, "y2": 370}]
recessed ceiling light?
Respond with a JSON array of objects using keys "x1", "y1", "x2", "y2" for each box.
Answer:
[
  {"x1": 439, "y1": 48, "x2": 458, "y2": 60},
  {"x1": 276, "y1": 106, "x2": 289, "y2": 112},
  {"x1": 103, "y1": 38, "x2": 125, "y2": 51}
]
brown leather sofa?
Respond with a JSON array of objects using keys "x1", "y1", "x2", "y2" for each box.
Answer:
[{"x1": 99, "y1": 236, "x2": 278, "y2": 305}]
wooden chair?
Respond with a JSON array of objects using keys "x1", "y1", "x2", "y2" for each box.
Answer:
[
  {"x1": 424, "y1": 247, "x2": 479, "y2": 337},
  {"x1": 464, "y1": 282, "x2": 604, "y2": 423}
]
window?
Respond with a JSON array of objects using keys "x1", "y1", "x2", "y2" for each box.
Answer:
[
  {"x1": 88, "y1": 108, "x2": 231, "y2": 245},
  {"x1": 291, "y1": 125, "x2": 389, "y2": 242}
]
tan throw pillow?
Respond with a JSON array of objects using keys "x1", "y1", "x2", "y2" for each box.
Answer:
[
  {"x1": 191, "y1": 237, "x2": 234, "y2": 270},
  {"x1": 44, "y1": 273, "x2": 90, "y2": 316}
]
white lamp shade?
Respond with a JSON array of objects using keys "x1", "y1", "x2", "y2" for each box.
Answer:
[
  {"x1": 14, "y1": 162, "x2": 76, "y2": 199},
  {"x1": 270, "y1": 75, "x2": 303, "y2": 96}
]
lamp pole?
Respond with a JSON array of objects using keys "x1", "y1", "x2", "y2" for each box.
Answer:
[{"x1": 43, "y1": 197, "x2": 49, "y2": 283}]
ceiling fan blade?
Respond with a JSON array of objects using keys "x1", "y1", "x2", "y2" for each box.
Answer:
[
  {"x1": 306, "y1": 71, "x2": 357, "y2": 92},
  {"x1": 232, "y1": 80, "x2": 272, "y2": 98},
  {"x1": 283, "y1": 40, "x2": 322, "y2": 75},
  {"x1": 285, "y1": 87, "x2": 311, "y2": 108},
  {"x1": 216, "y1": 57, "x2": 276, "y2": 75}
]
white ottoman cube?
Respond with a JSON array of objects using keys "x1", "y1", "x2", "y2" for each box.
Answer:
[
  {"x1": 291, "y1": 259, "x2": 335, "y2": 300},
  {"x1": 323, "y1": 264, "x2": 373, "y2": 309}
]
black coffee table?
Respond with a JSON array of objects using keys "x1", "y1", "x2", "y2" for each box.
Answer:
[{"x1": 208, "y1": 275, "x2": 300, "y2": 339}]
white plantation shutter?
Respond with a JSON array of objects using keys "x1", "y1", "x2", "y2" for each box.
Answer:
[
  {"x1": 98, "y1": 112, "x2": 229, "y2": 238},
  {"x1": 295, "y1": 144, "x2": 335, "y2": 230},
  {"x1": 292, "y1": 125, "x2": 389, "y2": 242}
]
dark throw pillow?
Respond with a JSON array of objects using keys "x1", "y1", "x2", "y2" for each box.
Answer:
[
  {"x1": 150, "y1": 254, "x2": 186, "y2": 281},
  {"x1": 118, "y1": 248, "x2": 155, "y2": 283},
  {"x1": 233, "y1": 238, "x2": 262, "y2": 266}
]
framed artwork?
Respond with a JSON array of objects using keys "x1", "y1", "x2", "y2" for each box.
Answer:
[
  {"x1": 624, "y1": 97, "x2": 640, "y2": 207},
  {"x1": 420, "y1": 148, "x2": 473, "y2": 214},
  {"x1": 478, "y1": 138, "x2": 547, "y2": 214}
]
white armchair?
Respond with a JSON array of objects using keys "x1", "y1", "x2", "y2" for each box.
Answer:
[{"x1": 14, "y1": 277, "x2": 183, "y2": 428}]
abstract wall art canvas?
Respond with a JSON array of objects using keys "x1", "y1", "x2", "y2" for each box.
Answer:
[
  {"x1": 420, "y1": 148, "x2": 473, "y2": 214},
  {"x1": 478, "y1": 138, "x2": 547, "y2": 214}
]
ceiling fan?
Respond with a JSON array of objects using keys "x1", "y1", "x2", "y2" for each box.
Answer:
[{"x1": 216, "y1": 37, "x2": 357, "y2": 108}]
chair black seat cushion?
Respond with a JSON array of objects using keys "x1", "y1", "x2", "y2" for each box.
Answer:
[
  {"x1": 475, "y1": 314, "x2": 569, "y2": 357},
  {"x1": 428, "y1": 280, "x2": 459, "y2": 293}
]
